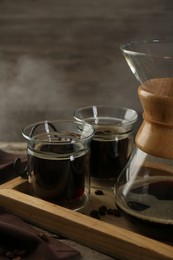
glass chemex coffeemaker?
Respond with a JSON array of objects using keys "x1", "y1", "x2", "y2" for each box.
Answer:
[{"x1": 115, "y1": 40, "x2": 173, "y2": 241}]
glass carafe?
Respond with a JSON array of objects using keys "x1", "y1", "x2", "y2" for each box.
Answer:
[{"x1": 115, "y1": 40, "x2": 173, "y2": 241}]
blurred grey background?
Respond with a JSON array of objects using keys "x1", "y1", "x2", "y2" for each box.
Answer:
[{"x1": 0, "y1": 0, "x2": 173, "y2": 141}]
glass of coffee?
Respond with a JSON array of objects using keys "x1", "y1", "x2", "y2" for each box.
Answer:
[
  {"x1": 74, "y1": 105, "x2": 138, "y2": 189},
  {"x1": 22, "y1": 119, "x2": 94, "y2": 210}
]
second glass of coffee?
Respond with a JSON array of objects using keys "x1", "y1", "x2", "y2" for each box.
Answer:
[{"x1": 74, "y1": 105, "x2": 138, "y2": 189}]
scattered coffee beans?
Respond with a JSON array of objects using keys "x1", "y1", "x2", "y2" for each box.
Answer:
[
  {"x1": 90, "y1": 189, "x2": 121, "y2": 219},
  {"x1": 90, "y1": 206, "x2": 121, "y2": 220}
]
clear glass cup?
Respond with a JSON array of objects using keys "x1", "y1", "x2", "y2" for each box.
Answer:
[
  {"x1": 22, "y1": 119, "x2": 94, "y2": 211},
  {"x1": 74, "y1": 105, "x2": 138, "y2": 189}
]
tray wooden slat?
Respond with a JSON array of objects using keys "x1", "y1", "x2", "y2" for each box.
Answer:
[{"x1": 0, "y1": 177, "x2": 173, "y2": 259}]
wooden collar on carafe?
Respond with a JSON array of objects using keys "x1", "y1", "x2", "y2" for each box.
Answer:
[{"x1": 143, "y1": 113, "x2": 173, "y2": 128}]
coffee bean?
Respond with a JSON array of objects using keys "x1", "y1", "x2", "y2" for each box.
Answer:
[
  {"x1": 95, "y1": 190, "x2": 104, "y2": 195},
  {"x1": 98, "y1": 205, "x2": 107, "y2": 216},
  {"x1": 90, "y1": 210, "x2": 100, "y2": 219}
]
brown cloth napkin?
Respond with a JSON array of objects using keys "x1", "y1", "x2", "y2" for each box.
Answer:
[
  {"x1": 0, "y1": 150, "x2": 81, "y2": 259},
  {"x1": 0, "y1": 209, "x2": 81, "y2": 259}
]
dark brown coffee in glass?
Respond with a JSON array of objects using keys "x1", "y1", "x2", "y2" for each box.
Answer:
[
  {"x1": 28, "y1": 143, "x2": 89, "y2": 202},
  {"x1": 90, "y1": 125, "x2": 129, "y2": 180},
  {"x1": 22, "y1": 120, "x2": 94, "y2": 210},
  {"x1": 74, "y1": 106, "x2": 138, "y2": 188}
]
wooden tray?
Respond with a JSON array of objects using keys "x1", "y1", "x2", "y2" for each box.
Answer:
[{"x1": 0, "y1": 177, "x2": 173, "y2": 260}]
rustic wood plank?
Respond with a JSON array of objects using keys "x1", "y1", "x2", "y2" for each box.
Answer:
[{"x1": 0, "y1": 178, "x2": 173, "y2": 260}]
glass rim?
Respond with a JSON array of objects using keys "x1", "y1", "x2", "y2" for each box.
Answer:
[
  {"x1": 74, "y1": 105, "x2": 138, "y2": 126},
  {"x1": 120, "y1": 39, "x2": 173, "y2": 59},
  {"x1": 22, "y1": 119, "x2": 95, "y2": 143}
]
